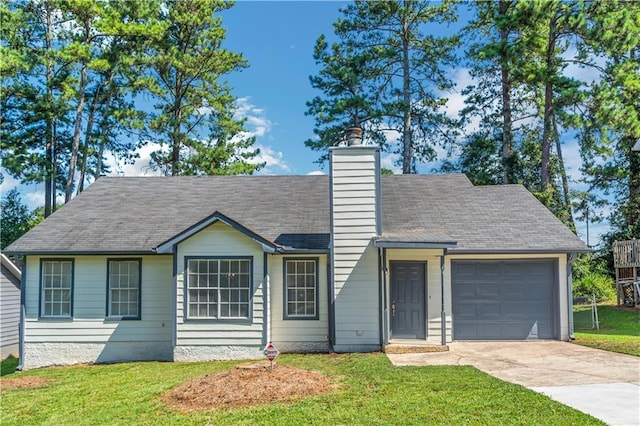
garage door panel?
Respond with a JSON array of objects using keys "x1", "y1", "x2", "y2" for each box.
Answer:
[
  {"x1": 477, "y1": 283, "x2": 500, "y2": 297},
  {"x1": 476, "y1": 323, "x2": 502, "y2": 339},
  {"x1": 456, "y1": 283, "x2": 476, "y2": 297},
  {"x1": 502, "y1": 302, "x2": 528, "y2": 317},
  {"x1": 452, "y1": 260, "x2": 558, "y2": 340},
  {"x1": 503, "y1": 284, "x2": 525, "y2": 298},
  {"x1": 478, "y1": 302, "x2": 501, "y2": 317},
  {"x1": 478, "y1": 263, "x2": 500, "y2": 277},
  {"x1": 456, "y1": 302, "x2": 479, "y2": 317},
  {"x1": 455, "y1": 263, "x2": 477, "y2": 277}
]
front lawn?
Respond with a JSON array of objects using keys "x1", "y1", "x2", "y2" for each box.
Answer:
[
  {"x1": 0, "y1": 353, "x2": 601, "y2": 425},
  {"x1": 573, "y1": 304, "x2": 640, "y2": 356}
]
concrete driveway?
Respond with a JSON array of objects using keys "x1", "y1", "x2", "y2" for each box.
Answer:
[{"x1": 387, "y1": 342, "x2": 640, "y2": 425}]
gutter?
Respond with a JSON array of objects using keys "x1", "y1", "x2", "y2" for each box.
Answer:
[
  {"x1": 378, "y1": 248, "x2": 387, "y2": 346},
  {"x1": 440, "y1": 250, "x2": 447, "y2": 346},
  {"x1": 567, "y1": 253, "x2": 576, "y2": 340},
  {"x1": 263, "y1": 252, "x2": 270, "y2": 346},
  {"x1": 17, "y1": 255, "x2": 26, "y2": 371},
  {"x1": 448, "y1": 249, "x2": 589, "y2": 255}
]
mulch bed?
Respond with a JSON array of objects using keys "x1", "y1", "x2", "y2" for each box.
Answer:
[{"x1": 160, "y1": 362, "x2": 333, "y2": 412}]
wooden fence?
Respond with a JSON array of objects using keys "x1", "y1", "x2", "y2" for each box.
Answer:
[
  {"x1": 614, "y1": 239, "x2": 639, "y2": 306},
  {"x1": 613, "y1": 239, "x2": 640, "y2": 268}
]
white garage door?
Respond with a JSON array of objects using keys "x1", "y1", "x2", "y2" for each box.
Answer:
[{"x1": 452, "y1": 260, "x2": 558, "y2": 340}]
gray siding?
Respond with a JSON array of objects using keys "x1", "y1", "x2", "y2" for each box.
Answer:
[
  {"x1": 175, "y1": 222, "x2": 264, "y2": 350},
  {"x1": 22, "y1": 255, "x2": 173, "y2": 368},
  {"x1": 270, "y1": 254, "x2": 330, "y2": 351},
  {"x1": 1, "y1": 263, "x2": 21, "y2": 358},
  {"x1": 330, "y1": 147, "x2": 381, "y2": 351}
]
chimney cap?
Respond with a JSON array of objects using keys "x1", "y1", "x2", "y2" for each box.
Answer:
[{"x1": 345, "y1": 127, "x2": 363, "y2": 146}]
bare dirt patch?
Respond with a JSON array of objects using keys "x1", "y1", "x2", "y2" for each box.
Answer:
[
  {"x1": 161, "y1": 362, "x2": 333, "y2": 412},
  {"x1": 0, "y1": 376, "x2": 50, "y2": 392}
]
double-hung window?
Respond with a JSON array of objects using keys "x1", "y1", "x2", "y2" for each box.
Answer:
[
  {"x1": 284, "y1": 258, "x2": 318, "y2": 319},
  {"x1": 107, "y1": 259, "x2": 141, "y2": 319},
  {"x1": 186, "y1": 258, "x2": 251, "y2": 320},
  {"x1": 41, "y1": 259, "x2": 73, "y2": 318}
]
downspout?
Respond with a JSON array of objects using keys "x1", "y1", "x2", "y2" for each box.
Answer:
[
  {"x1": 17, "y1": 255, "x2": 25, "y2": 371},
  {"x1": 440, "y1": 250, "x2": 447, "y2": 346},
  {"x1": 567, "y1": 253, "x2": 576, "y2": 340},
  {"x1": 263, "y1": 252, "x2": 270, "y2": 346},
  {"x1": 327, "y1": 255, "x2": 335, "y2": 350},
  {"x1": 172, "y1": 246, "x2": 178, "y2": 349},
  {"x1": 377, "y1": 247, "x2": 386, "y2": 346},
  {"x1": 328, "y1": 154, "x2": 336, "y2": 350},
  {"x1": 382, "y1": 248, "x2": 388, "y2": 345}
]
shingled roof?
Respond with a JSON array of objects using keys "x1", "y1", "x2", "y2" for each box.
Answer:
[{"x1": 5, "y1": 174, "x2": 587, "y2": 254}]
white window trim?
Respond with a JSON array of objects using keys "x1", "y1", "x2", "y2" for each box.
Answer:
[
  {"x1": 40, "y1": 259, "x2": 74, "y2": 319},
  {"x1": 185, "y1": 257, "x2": 253, "y2": 321},
  {"x1": 283, "y1": 257, "x2": 319, "y2": 320},
  {"x1": 107, "y1": 258, "x2": 142, "y2": 320}
]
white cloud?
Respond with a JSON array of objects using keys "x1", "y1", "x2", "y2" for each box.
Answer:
[
  {"x1": 235, "y1": 97, "x2": 272, "y2": 138},
  {"x1": 0, "y1": 171, "x2": 20, "y2": 195},
  {"x1": 560, "y1": 138, "x2": 583, "y2": 183},
  {"x1": 307, "y1": 170, "x2": 326, "y2": 176},
  {"x1": 443, "y1": 68, "x2": 472, "y2": 119},
  {"x1": 563, "y1": 46, "x2": 605, "y2": 85},
  {"x1": 104, "y1": 143, "x2": 165, "y2": 177},
  {"x1": 252, "y1": 144, "x2": 291, "y2": 174},
  {"x1": 24, "y1": 190, "x2": 45, "y2": 207},
  {"x1": 380, "y1": 152, "x2": 402, "y2": 174},
  {"x1": 0, "y1": 168, "x2": 47, "y2": 210}
]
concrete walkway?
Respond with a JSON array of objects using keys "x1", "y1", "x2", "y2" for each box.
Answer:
[{"x1": 387, "y1": 342, "x2": 640, "y2": 425}]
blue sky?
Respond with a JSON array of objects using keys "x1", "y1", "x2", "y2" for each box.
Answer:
[
  {"x1": 1, "y1": 1, "x2": 607, "y2": 244},
  {"x1": 222, "y1": 1, "x2": 349, "y2": 175}
]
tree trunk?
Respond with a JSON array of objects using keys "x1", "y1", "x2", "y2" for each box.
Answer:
[
  {"x1": 77, "y1": 85, "x2": 101, "y2": 195},
  {"x1": 44, "y1": 2, "x2": 53, "y2": 217},
  {"x1": 401, "y1": 18, "x2": 412, "y2": 174},
  {"x1": 540, "y1": 15, "x2": 556, "y2": 190},
  {"x1": 499, "y1": 0, "x2": 513, "y2": 184},
  {"x1": 65, "y1": 59, "x2": 87, "y2": 202},
  {"x1": 627, "y1": 134, "x2": 640, "y2": 231},
  {"x1": 553, "y1": 114, "x2": 576, "y2": 231},
  {"x1": 65, "y1": 21, "x2": 90, "y2": 202},
  {"x1": 52, "y1": 120, "x2": 58, "y2": 213},
  {"x1": 171, "y1": 76, "x2": 183, "y2": 176},
  {"x1": 95, "y1": 88, "x2": 115, "y2": 180}
]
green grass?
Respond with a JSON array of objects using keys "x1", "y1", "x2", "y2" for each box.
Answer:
[
  {"x1": 0, "y1": 353, "x2": 601, "y2": 425},
  {"x1": 573, "y1": 304, "x2": 640, "y2": 356},
  {"x1": 1, "y1": 356, "x2": 19, "y2": 377}
]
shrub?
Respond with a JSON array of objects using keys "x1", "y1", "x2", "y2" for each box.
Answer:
[{"x1": 573, "y1": 273, "x2": 616, "y2": 303}]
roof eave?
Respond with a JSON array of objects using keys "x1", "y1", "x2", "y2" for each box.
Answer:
[
  {"x1": 277, "y1": 247, "x2": 330, "y2": 254},
  {"x1": 374, "y1": 240, "x2": 458, "y2": 249},
  {"x1": 2, "y1": 249, "x2": 160, "y2": 256},
  {"x1": 0, "y1": 253, "x2": 21, "y2": 278},
  {"x1": 448, "y1": 248, "x2": 591, "y2": 255}
]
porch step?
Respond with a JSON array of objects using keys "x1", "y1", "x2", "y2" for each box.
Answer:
[{"x1": 383, "y1": 343, "x2": 449, "y2": 354}]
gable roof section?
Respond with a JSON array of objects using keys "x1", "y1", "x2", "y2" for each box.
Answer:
[
  {"x1": 381, "y1": 176, "x2": 587, "y2": 253},
  {"x1": 1, "y1": 254, "x2": 21, "y2": 280},
  {"x1": 5, "y1": 176, "x2": 330, "y2": 254},
  {"x1": 154, "y1": 211, "x2": 279, "y2": 254},
  {"x1": 5, "y1": 174, "x2": 587, "y2": 254}
]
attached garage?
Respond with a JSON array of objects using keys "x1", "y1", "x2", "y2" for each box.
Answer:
[{"x1": 452, "y1": 259, "x2": 558, "y2": 340}]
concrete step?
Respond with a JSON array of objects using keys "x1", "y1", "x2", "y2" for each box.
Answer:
[{"x1": 383, "y1": 343, "x2": 449, "y2": 354}]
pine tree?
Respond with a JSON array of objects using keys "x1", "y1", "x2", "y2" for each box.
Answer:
[
  {"x1": 145, "y1": 0, "x2": 262, "y2": 176},
  {"x1": 307, "y1": 0, "x2": 460, "y2": 173}
]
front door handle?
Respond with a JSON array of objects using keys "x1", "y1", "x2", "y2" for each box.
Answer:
[{"x1": 391, "y1": 301, "x2": 396, "y2": 317}]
